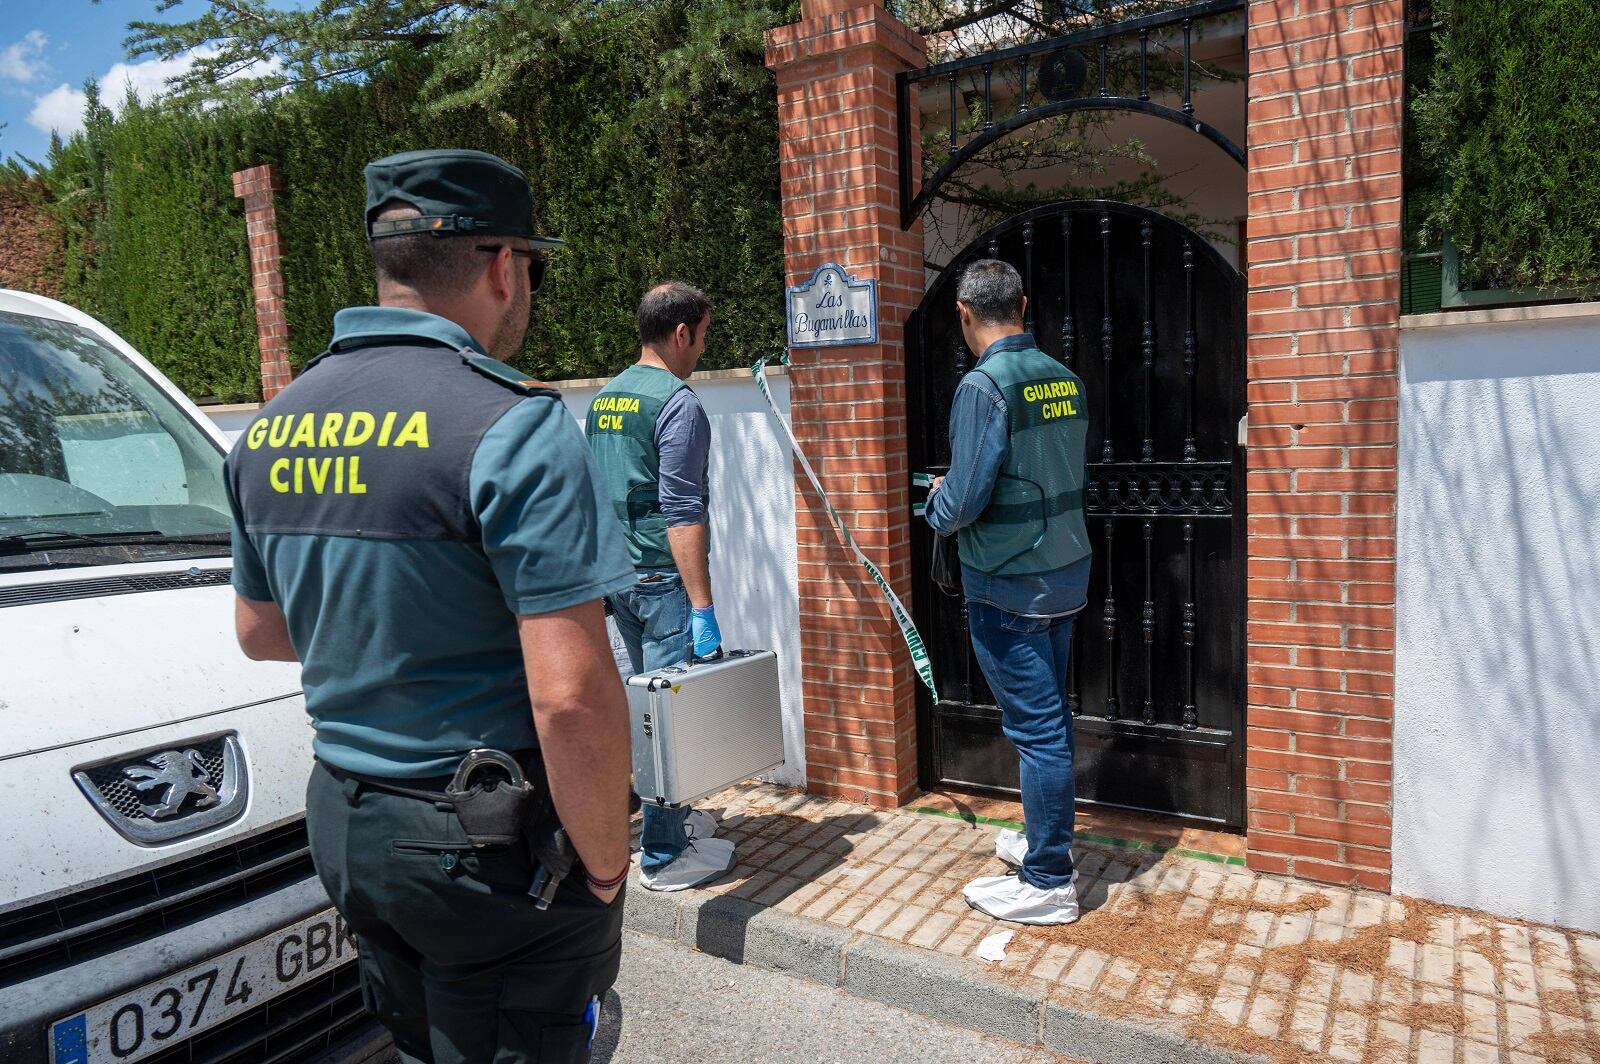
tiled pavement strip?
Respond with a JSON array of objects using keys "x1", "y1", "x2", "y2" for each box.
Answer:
[{"x1": 626, "y1": 783, "x2": 1600, "y2": 1064}]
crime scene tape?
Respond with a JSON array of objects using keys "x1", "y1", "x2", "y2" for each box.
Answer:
[{"x1": 751, "y1": 352, "x2": 938, "y2": 703}]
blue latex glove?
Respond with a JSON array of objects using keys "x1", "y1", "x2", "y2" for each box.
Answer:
[{"x1": 691, "y1": 605, "x2": 722, "y2": 660}]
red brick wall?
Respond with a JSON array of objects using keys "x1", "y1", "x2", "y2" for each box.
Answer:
[
  {"x1": 766, "y1": 4, "x2": 927, "y2": 809},
  {"x1": 231, "y1": 165, "x2": 294, "y2": 401},
  {"x1": 1243, "y1": 0, "x2": 1405, "y2": 891}
]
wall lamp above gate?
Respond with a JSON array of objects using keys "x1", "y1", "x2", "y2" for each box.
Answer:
[{"x1": 896, "y1": 0, "x2": 1246, "y2": 231}]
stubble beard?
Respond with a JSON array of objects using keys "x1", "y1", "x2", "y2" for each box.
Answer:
[{"x1": 489, "y1": 282, "x2": 532, "y2": 361}]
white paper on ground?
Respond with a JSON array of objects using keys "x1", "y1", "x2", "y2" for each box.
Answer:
[{"x1": 975, "y1": 929, "x2": 1013, "y2": 962}]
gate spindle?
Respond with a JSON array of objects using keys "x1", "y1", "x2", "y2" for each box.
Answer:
[
  {"x1": 955, "y1": 338, "x2": 974, "y2": 704},
  {"x1": 1140, "y1": 220, "x2": 1155, "y2": 463},
  {"x1": 1138, "y1": 30, "x2": 1151, "y2": 101},
  {"x1": 982, "y1": 63, "x2": 994, "y2": 130},
  {"x1": 1060, "y1": 214, "x2": 1075, "y2": 368},
  {"x1": 1022, "y1": 221, "x2": 1035, "y2": 331},
  {"x1": 1142, "y1": 518, "x2": 1155, "y2": 725},
  {"x1": 1018, "y1": 54, "x2": 1030, "y2": 114},
  {"x1": 1183, "y1": 241, "x2": 1198, "y2": 462},
  {"x1": 1182, "y1": 19, "x2": 1195, "y2": 116},
  {"x1": 1102, "y1": 518, "x2": 1119, "y2": 720},
  {"x1": 1100, "y1": 212, "x2": 1114, "y2": 462},
  {"x1": 1182, "y1": 519, "x2": 1198, "y2": 729}
]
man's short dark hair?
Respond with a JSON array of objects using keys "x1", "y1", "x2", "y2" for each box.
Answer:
[
  {"x1": 956, "y1": 259, "x2": 1025, "y2": 326},
  {"x1": 637, "y1": 282, "x2": 712, "y2": 346},
  {"x1": 369, "y1": 202, "x2": 489, "y2": 296}
]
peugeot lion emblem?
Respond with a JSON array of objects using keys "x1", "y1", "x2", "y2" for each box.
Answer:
[
  {"x1": 74, "y1": 733, "x2": 249, "y2": 845},
  {"x1": 123, "y1": 750, "x2": 222, "y2": 818}
]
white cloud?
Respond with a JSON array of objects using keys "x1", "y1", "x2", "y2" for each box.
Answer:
[
  {"x1": 25, "y1": 47, "x2": 258, "y2": 139},
  {"x1": 26, "y1": 82, "x2": 84, "y2": 137},
  {"x1": 0, "y1": 30, "x2": 49, "y2": 83}
]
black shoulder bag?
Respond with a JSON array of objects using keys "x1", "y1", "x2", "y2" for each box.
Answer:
[{"x1": 931, "y1": 532, "x2": 963, "y2": 596}]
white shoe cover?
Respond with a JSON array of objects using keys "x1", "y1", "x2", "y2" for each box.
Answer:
[
  {"x1": 638, "y1": 838, "x2": 736, "y2": 893},
  {"x1": 963, "y1": 872, "x2": 1080, "y2": 925},
  {"x1": 685, "y1": 808, "x2": 719, "y2": 841},
  {"x1": 995, "y1": 827, "x2": 1028, "y2": 868}
]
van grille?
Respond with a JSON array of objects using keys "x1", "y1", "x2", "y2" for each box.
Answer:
[
  {"x1": 0, "y1": 569, "x2": 232, "y2": 609},
  {"x1": 0, "y1": 820, "x2": 313, "y2": 985}
]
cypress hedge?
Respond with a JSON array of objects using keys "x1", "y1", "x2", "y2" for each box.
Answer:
[
  {"x1": 1412, "y1": 0, "x2": 1600, "y2": 293},
  {"x1": 40, "y1": 6, "x2": 784, "y2": 401}
]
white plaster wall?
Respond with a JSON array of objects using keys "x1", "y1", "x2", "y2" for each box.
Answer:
[
  {"x1": 1395, "y1": 310, "x2": 1600, "y2": 932},
  {"x1": 206, "y1": 373, "x2": 806, "y2": 788},
  {"x1": 560, "y1": 373, "x2": 806, "y2": 788},
  {"x1": 203, "y1": 405, "x2": 257, "y2": 443}
]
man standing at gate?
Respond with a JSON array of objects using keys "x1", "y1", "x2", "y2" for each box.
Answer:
[
  {"x1": 226, "y1": 149, "x2": 637, "y2": 1061},
  {"x1": 925, "y1": 258, "x2": 1092, "y2": 925},
  {"x1": 586, "y1": 281, "x2": 737, "y2": 891}
]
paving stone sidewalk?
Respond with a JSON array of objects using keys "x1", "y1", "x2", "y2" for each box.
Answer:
[{"x1": 626, "y1": 783, "x2": 1600, "y2": 1064}]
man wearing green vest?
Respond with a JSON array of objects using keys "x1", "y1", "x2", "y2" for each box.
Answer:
[
  {"x1": 586, "y1": 282, "x2": 737, "y2": 891},
  {"x1": 925, "y1": 259, "x2": 1092, "y2": 925}
]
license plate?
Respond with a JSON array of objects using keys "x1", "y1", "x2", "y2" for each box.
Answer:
[{"x1": 48, "y1": 907, "x2": 357, "y2": 1064}]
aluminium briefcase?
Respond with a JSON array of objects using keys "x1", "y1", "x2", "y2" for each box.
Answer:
[{"x1": 626, "y1": 649, "x2": 783, "y2": 808}]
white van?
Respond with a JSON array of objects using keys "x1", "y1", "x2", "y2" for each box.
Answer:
[{"x1": 0, "y1": 291, "x2": 371, "y2": 1063}]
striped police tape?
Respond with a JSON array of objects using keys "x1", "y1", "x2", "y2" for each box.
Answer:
[{"x1": 751, "y1": 353, "x2": 938, "y2": 703}]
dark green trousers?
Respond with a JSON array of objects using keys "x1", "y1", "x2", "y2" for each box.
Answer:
[{"x1": 306, "y1": 761, "x2": 623, "y2": 1064}]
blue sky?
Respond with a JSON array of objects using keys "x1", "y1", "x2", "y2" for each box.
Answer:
[{"x1": 0, "y1": 0, "x2": 282, "y2": 166}]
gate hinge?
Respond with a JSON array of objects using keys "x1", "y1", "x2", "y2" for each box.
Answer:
[{"x1": 1237, "y1": 412, "x2": 1248, "y2": 447}]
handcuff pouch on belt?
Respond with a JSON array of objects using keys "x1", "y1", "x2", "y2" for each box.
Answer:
[
  {"x1": 446, "y1": 749, "x2": 535, "y2": 848},
  {"x1": 447, "y1": 749, "x2": 579, "y2": 909},
  {"x1": 347, "y1": 748, "x2": 577, "y2": 910}
]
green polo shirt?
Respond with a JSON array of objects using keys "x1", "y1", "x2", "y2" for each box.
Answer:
[{"x1": 227, "y1": 307, "x2": 635, "y2": 778}]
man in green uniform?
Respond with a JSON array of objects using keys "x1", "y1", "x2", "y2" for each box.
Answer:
[
  {"x1": 226, "y1": 149, "x2": 637, "y2": 1062},
  {"x1": 925, "y1": 259, "x2": 1092, "y2": 925},
  {"x1": 586, "y1": 282, "x2": 736, "y2": 891}
]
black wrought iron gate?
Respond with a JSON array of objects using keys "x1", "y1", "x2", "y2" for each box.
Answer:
[{"x1": 906, "y1": 200, "x2": 1246, "y2": 826}]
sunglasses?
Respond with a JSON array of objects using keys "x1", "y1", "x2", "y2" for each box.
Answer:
[{"x1": 476, "y1": 245, "x2": 548, "y2": 294}]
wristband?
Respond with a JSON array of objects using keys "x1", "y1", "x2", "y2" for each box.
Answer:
[{"x1": 584, "y1": 864, "x2": 629, "y2": 890}]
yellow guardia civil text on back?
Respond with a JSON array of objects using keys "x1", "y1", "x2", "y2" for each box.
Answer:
[
  {"x1": 1022, "y1": 379, "x2": 1080, "y2": 420},
  {"x1": 589, "y1": 394, "x2": 641, "y2": 433},
  {"x1": 243, "y1": 410, "x2": 430, "y2": 495}
]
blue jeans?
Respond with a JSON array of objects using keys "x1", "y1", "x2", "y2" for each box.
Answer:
[
  {"x1": 966, "y1": 600, "x2": 1079, "y2": 890},
  {"x1": 609, "y1": 567, "x2": 693, "y2": 872}
]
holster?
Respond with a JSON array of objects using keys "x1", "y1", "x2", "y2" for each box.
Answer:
[
  {"x1": 335, "y1": 749, "x2": 576, "y2": 909},
  {"x1": 518, "y1": 756, "x2": 578, "y2": 909}
]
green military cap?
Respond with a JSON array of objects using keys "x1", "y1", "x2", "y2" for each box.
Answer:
[{"x1": 364, "y1": 148, "x2": 564, "y2": 249}]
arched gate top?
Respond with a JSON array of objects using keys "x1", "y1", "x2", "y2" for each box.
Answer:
[{"x1": 896, "y1": 0, "x2": 1246, "y2": 230}]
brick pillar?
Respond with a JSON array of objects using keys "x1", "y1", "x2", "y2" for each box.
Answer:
[
  {"x1": 765, "y1": 4, "x2": 926, "y2": 809},
  {"x1": 1243, "y1": 1, "x2": 1404, "y2": 891},
  {"x1": 231, "y1": 164, "x2": 293, "y2": 401}
]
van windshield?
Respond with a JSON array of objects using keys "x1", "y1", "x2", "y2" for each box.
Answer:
[{"x1": 0, "y1": 309, "x2": 232, "y2": 571}]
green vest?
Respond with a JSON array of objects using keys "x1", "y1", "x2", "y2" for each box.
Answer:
[
  {"x1": 957, "y1": 342, "x2": 1092, "y2": 577},
  {"x1": 585, "y1": 363, "x2": 707, "y2": 569}
]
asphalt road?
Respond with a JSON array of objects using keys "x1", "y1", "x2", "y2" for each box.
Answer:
[{"x1": 323, "y1": 929, "x2": 1077, "y2": 1064}]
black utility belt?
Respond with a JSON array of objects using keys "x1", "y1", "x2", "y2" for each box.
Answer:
[{"x1": 322, "y1": 749, "x2": 577, "y2": 909}]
